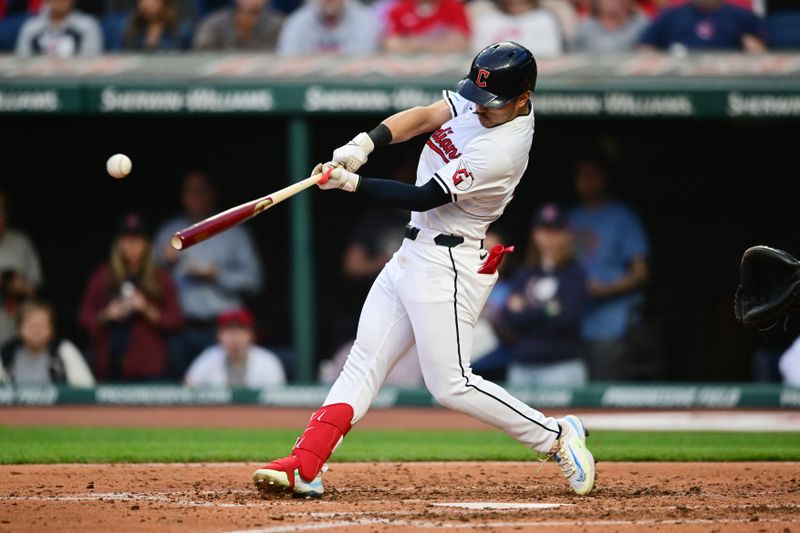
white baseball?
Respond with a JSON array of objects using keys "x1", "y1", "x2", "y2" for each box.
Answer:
[{"x1": 106, "y1": 153, "x2": 132, "y2": 179}]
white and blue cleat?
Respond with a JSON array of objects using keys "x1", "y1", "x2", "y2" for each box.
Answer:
[
  {"x1": 552, "y1": 415, "x2": 596, "y2": 496},
  {"x1": 253, "y1": 463, "x2": 326, "y2": 498}
]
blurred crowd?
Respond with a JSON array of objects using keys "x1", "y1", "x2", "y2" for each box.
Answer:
[
  {"x1": 4, "y1": 150, "x2": 800, "y2": 389},
  {"x1": 0, "y1": 0, "x2": 798, "y2": 56},
  {"x1": 0, "y1": 177, "x2": 287, "y2": 388}
]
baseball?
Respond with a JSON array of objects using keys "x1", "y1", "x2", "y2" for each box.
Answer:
[{"x1": 106, "y1": 153, "x2": 132, "y2": 179}]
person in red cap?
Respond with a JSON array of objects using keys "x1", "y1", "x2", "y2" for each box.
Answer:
[{"x1": 183, "y1": 307, "x2": 286, "y2": 388}]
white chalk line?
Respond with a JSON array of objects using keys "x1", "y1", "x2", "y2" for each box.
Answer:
[
  {"x1": 221, "y1": 517, "x2": 798, "y2": 533},
  {"x1": 3, "y1": 492, "x2": 798, "y2": 513},
  {"x1": 432, "y1": 502, "x2": 571, "y2": 509}
]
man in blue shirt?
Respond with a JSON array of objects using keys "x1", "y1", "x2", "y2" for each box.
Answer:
[
  {"x1": 154, "y1": 170, "x2": 263, "y2": 379},
  {"x1": 639, "y1": 0, "x2": 766, "y2": 52},
  {"x1": 568, "y1": 156, "x2": 649, "y2": 381}
]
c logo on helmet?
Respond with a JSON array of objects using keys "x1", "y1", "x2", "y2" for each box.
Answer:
[{"x1": 476, "y1": 69, "x2": 490, "y2": 88}]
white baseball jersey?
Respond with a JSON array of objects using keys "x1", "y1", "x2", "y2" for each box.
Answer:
[
  {"x1": 323, "y1": 90, "x2": 562, "y2": 457},
  {"x1": 410, "y1": 90, "x2": 535, "y2": 240}
]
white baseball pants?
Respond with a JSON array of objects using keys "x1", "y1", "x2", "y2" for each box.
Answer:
[{"x1": 324, "y1": 236, "x2": 561, "y2": 454}]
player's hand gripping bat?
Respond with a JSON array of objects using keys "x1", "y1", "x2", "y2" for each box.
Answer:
[{"x1": 171, "y1": 167, "x2": 332, "y2": 251}]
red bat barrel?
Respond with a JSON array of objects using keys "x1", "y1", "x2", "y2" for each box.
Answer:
[
  {"x1": 171, "y1": 167, "x2": 332, "y2": 251},
  {"x1": 170, "y1": 195, "x2": 270, "y2": 250}
]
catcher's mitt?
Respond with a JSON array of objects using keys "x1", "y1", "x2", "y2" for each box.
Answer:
[{"x1": 735, "y1": 245, "x2": 800, "y2": 330}]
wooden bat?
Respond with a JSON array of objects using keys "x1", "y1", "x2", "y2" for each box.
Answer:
[{"x1": 171, "y1": 167, "x2": 332, "y2": 251}]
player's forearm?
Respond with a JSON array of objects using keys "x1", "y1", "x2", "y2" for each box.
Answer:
[
  {"x1": 380, "y1": 105, "x2": 444, "y2": 144},
  {"x1": 357, "y1": 176, "x2": 450, "y2": 212}
]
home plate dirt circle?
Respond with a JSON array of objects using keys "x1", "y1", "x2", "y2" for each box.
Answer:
[{"x1": 2, "y1": 461, "x2": 799, "y2": 532}]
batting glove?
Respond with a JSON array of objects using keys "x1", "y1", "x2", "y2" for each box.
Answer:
[
  {"x1": 332, "y1": 132, "x2": 374, "y2": 172},
  {"x1": 315, "y1": 163, "x2": 360, "y2": 192}
]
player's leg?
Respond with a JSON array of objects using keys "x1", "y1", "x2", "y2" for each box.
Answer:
[
  {"x1": 405, "y1": 294, "x2": 561, "y2": 452},
  {"x1": 322, "y1": 274, "x2": 415, "y2": 422},
  {"x1": 254, "y1": 255, "x2": 415, "y2": 497},
  {"x1": 400, "y1": 245, "x2": 594, "y2": 494}
]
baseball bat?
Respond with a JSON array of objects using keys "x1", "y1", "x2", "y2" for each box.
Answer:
[{"x1": 171, "y1": 166, "x2": 333, "y2": 251}]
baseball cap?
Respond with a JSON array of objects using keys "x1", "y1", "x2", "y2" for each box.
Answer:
[
  {"x1": 116, "y1": 212, "x2": 151, "y2": 237},
  {"x1": 532, "y1": 203, "x2": 568, "y2": 229},
  {"x1": 217, "y1": 308, "x2": 254, "y2": 329}
]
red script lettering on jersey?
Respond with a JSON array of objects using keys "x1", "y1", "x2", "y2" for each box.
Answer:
[{"x1": 426, "y1": 127, "x2": 462, "y2": 164}]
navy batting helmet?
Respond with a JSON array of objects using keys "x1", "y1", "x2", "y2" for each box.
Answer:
[{"x1": 456, "y1": 41, "x2": 537, "y2": 109}]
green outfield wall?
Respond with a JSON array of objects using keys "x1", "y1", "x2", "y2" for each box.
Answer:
[{"x1": 1, "y1": 384, "x2": 798, "y2": 408}]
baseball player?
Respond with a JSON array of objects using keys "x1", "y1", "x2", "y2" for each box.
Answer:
[{"x1": 253, "y1": 41, "x2": 596, "y2": 498}]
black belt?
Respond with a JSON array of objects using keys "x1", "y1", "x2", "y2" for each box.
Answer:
[{"x1": 404, "y1": 225, "x2": 482, "y2": 249}]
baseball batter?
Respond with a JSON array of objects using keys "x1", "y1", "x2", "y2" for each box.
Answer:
[{"x1": 253, "y1": 41, "x2": 596, "y2": 498}]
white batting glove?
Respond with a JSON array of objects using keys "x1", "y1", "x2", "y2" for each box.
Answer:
[
  {"x1": 316, "y1": 163, "x2": 360, "y2": 192},
  {"x1": 332, "y1": 132, "x2": 374, "y2": 172}
]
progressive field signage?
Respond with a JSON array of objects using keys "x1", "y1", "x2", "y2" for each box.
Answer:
[{"x1": 0, "y1": 384, "x2": 797, "y2": 407}]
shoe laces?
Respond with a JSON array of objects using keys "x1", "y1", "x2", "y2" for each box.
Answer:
[
  {"x1": 553, "y1": 440, "x2": 578, "y2": 479},
  {"x1": 539, "y1": 429, "x2": 577, "y2": 480}
]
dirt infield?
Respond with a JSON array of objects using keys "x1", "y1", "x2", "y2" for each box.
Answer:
[
  {"x1": 2, "y1": 462, "x2": 799, "y2": 532},
  {"x1": 2, "y1": 407, "x2": 800, "y2": 531}
]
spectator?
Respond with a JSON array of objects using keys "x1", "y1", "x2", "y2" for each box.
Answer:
[
  {"x1": 277, "y1": 0, "x2": 379, "y2": 56},
  {"x1": 192, "y1": 0, "x2": 284, "y2": 50},
  {"x1": 0, "y1": 300, "x2": 94, "y2": 387},
  {"x1": 320, "y1": 205, "x2": 407, "y2": 369},
  {"x1": 779, "y1": 334, "x2": 800, "y2": 387},
  {"x1": 572, "y1": 0, "x2": 649, "y2": 51},
  {"x1": 153, "y1": 170, "x2": 263, "y2": 378},
  {"x1": 638, "y1": 0, "x2": 766, "y2": 52},
  {"x1": 383, "y1": 0, "x2": 470, "y2": 53},
  {"x1": 568, "y1": 156, "x2": 649, "y2": 381},
  {"x1": 469, "y1": 0, "x2": 565, "y2": 58},
  {"x1": 0, "y1": 192, "x2": 43, "y2": 347},
  {"x1": 487, "y1": 204, "x2": 589, "y2": 386},
  {"x1": 15, "y1": 0, "x2": 102, "y2": 56},
  {"x1": 104, "y1": 0, "x2": 192, "y2": 51},
  {"x1": 79, "y1": 212, "x2": 183, "y2": 381},
  {"x1": 184, "y1": 307, "x2": 286, "y2": 388}
]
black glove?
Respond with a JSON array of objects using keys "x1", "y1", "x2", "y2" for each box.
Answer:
[{"x1": 735, "y1": 245, "x2": 800, "y2": 330}]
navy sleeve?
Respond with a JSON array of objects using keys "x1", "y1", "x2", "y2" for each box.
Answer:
[{"x1": 357, "y1": 176, "x2": 451, "y2": 212}]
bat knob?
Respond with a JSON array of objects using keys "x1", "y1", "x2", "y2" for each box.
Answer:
[
  {"x1": 318, "y1": 166, "x2": 333, "y2": 185},
  {"x1": 171, "y1": 235, "x2": 184, "y2": 250}
]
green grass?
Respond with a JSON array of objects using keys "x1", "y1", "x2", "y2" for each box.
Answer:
[{"x1": 1, "y1": 427, "x2": 799, "y2": 464}]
